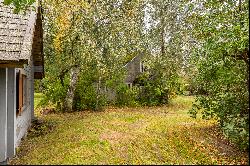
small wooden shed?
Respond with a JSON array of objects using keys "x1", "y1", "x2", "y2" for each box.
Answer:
[{"x1": 0, "y1": 0, "x2": 44, "y2": 163}]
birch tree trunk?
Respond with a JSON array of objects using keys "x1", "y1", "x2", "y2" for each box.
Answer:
[
  {"x1": 160, "y1": 5, "x2": 165, "y2": 57},
  {"x1": 63, "y1": 66, "x2": 80, "y2": 112}
]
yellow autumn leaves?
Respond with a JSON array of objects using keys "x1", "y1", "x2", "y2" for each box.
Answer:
[{"x1": 49, "y1": 0, "x2": 93, "y2": 52}]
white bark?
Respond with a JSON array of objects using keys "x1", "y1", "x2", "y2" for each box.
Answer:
[{"x1": 63, "y1": 66, "x2": 80, "y2": 112}]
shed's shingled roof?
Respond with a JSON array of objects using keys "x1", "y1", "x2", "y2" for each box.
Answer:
[{"x1": 0, "y1": 1, "x2": 37, "y2": 63}]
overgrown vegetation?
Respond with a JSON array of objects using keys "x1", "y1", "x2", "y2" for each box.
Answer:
[
  {"x1": 40, "y1": 0, "x2": 183, "y2": 111},
  {"x1": 40, "y1": 0, "x2": 248, "y2": 150},
  {"x1": 5, "y1": 0, "x2": 249, "y2": 154},
  {"x1": 186, "y1": 0, "x2": 249, "y2": 150}
]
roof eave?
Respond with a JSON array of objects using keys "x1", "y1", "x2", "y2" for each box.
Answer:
[{"x1": 0, "y1": 59, "x2": 28, "y2": 68}]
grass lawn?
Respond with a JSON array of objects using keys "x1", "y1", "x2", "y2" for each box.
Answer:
[
  {"x1": 34, "y1": 93, "x2": 44, "y2": 109},
  {"x1": 9, "y1": 94, "x2": 248, "y2": 165}
]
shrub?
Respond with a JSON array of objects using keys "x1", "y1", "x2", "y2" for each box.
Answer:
[
  {"x1": 189, "y1": 57, "x2": 249, "y2": 150},
  {"x1": 115, "y1": 83, "x2": 139, "y2": 107},
  {"x1": 73, "y1": 76, "x2": 107, "y2": 111}
]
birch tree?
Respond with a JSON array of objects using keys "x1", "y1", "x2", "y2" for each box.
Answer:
[{"x1": 42, "y1": 0, "x2": 146, "y2": 111}]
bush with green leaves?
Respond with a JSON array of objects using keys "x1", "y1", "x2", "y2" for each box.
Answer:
[
  {"x1": 39, "y1": 76, "x2": 69, "y2": 111},
  {"x1": 115, "y1": 83, "x2": 139, "y2": 107},
  {"x1": 186, "y1": 0, "x2": 249, "y2": 150},
  {"x1": 189, "y1": 56, "x2": 249, "y2": 150},
  {"x1": 134, "y1": 68, "x2": 178, "y2": 106},
  {"x1": 72, "y1": 68, "x2": 108, "y2": 111},
  {"x1": 73, "y1": 83, "x2": 107, "y2": 111}
]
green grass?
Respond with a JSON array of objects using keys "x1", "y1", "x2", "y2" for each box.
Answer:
[
  {"x1": 34, "y1": 93, "x2": 43, "y2": 109},
  {"x1": 9, "y1": 95, "x2": 248, "y2": 165}
]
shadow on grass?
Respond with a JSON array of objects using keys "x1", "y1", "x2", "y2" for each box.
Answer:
[{"x1": 179, "y1": 124, "x2": 249, "y2": 164}]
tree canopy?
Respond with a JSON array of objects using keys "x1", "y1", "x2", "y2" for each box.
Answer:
[{"x1": 3, "y1": 0, "x2": 36, "y2": 13}]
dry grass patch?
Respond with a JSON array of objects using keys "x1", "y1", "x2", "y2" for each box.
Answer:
[{"x1": 100, "y1": 130, "x2": 135, "y2": 145}]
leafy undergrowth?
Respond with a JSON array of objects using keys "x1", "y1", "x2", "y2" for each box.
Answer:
[{"x1": 9, "y1": 96, "x2": 248, "y2": 165}]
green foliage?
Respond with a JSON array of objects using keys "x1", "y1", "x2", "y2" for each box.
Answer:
[
  {"x1": 3, "y1": 0, "x2": 36, "y2": 13},
  {"x1": 136, "y1": 73, "x2": 168, "y2": 106},
  {"x1": 116, "y1": 83, "x2": 139, "y2": 107},
  {"x1": 34, "y1": 80, "x2": 43, "y2": 93},
  {"x1": 74, "y1": 84, "x2": 107, "y2": 111},
  {"x1": 39, "y1": 76, "x2": 69, "y2": 110},
  {"x1": 73, "y1": 72, "x2": 107, "y2": 111},
  {"x1": 187, "y1": 0, "x2": 249, "y2": 150},
  {"x1": 190, "y1": 59, "x2": 249, "y2": 149},
  {"x1": 41, "y1": 0, "x2": 147, "y2": 111},
  {"x1": 136, "y1": 58, "x2": 180, "y2": 106}
]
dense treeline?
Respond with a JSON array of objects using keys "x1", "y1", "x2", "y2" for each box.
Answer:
[{"x1": 39, "y1": 0, "x2": 184, "y2": 111}]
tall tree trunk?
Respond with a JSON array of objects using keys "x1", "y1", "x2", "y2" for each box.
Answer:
[
  {"x1": 160, "y1": 5, "x2": 165, "y2": 57},
  {"x1": 95, "y1": 77, "x2": 102, "y2": 111},
  {"x1": 161, "y1": 29, "x2": 165, "y2": 57},
  {"x1": 63, "y1": 66, "x2": 80, "y2": 112}
]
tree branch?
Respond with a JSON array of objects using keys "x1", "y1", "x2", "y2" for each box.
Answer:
[
  {"x1": 224, "y1": 48, "x2": 249, "y2": 65},
  {"x1": 58, "y1": 64, "x2": 79, "y2": 87}
]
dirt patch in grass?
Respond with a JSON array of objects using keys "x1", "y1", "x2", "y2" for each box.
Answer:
[
  {"x1": 129, "y1": 120, "x2": 149, "y2": 130},
  {"x1": 100, "y1": 130, "x2": 135, "y2": 144},
  {"x1": 116, "y1": 145, "x2": 129, "y2": 160},
  {"x1": 179, "y1": 122, "x2": 197, "y2": 126},
  {"x1": 28, "y1": 118, "x2": 57, "y2": 138}
]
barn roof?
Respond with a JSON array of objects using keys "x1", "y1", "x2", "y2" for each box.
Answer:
[
  {"x1": 0, "y1": 1, "x2": 44, "y2": 79},
  {"x1": 123, "y1": 54, "x2": 144, "y2": 84},
  {"x1": 123, "y1": 54, "x2": 143, "y2": 68}
]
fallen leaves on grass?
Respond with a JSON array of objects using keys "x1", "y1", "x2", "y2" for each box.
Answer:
[{"x1": 9, "y1": 96, "x2": 249, "y2": 165}]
